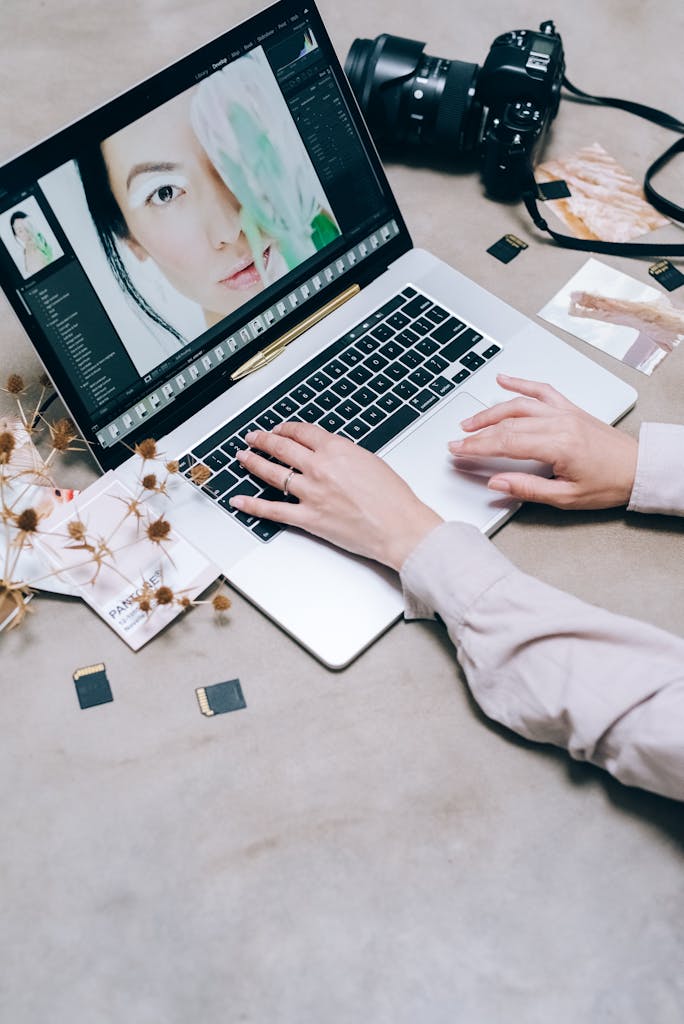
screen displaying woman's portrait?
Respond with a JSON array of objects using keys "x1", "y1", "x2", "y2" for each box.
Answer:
[
  {"x1": 0, "y1": 195, "x2": 63, "y2": 280},
  {"x1": 39, "y1": 46, "x2": 340, "y2": 377}
]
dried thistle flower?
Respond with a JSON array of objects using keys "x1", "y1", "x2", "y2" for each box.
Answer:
[
  {"x1": 38, "y1": 371, "x2": 52, "y2": 388},
  {"x1": 0, "y1": 430, "x2": 16, "y2": 465},
  {"x1": 6, "y1": 373, "x2": 25, "y2": 395},
  {"x1": 14, "y1": 507, "x2": 40, "y2": 534},
  {"x1": 141, "y1": 473, "x2": 158, "y2": 491},
  {"x1": 190, "y1": 463, "x2": 211, "y2": 485},
  {"x1": 178, "y1": 595, "x2": 193, "y2": 610},
  {"x1": 165, "y1": 460, "x2": 180, "y2": 475},
  {"x1": 154, "y1": 585, "x2": 174, "y2": 606},
  {"x1": 67, "y1": 520, "x2": 88, "y2": 542},
  {"x1": 135, "y1": 438, "x2": 158, "y2": 460},
  {"x1": 212, "y1": 593, "x2": 232, "y2": 613},
  {"x1": 48, "y1": 417, "x2": 79, "y2": 453},
  {"x1": 146, "y1": 517, "x2": 172, "y2": 544}
]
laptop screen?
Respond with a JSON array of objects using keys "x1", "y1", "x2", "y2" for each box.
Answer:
[{"x1": 0, "y1": 0, "x2": 410, "y2": 469}]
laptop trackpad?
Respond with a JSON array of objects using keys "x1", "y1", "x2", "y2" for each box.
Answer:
[{"x1": 383, "y1": 392, "x2": 549, "y2": 529}]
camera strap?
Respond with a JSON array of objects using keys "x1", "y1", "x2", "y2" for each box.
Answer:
[{"x1": 521, "y1": 76, "x2": 684, "y2": 257}]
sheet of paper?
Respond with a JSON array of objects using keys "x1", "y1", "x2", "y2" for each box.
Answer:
[
  {"x1": 535, "y1": 143, "x2": 669, "y2": 242},
  {"x1": 34, "y1": 472, "x2": 220, "y2": 649},
  {"x1": 538, "y1": 258, "x2": 683, "y2": 375}
]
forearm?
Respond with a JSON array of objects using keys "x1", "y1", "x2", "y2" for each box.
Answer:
[
  {"x1": 400, "y1": 522, "x2": 684, "y2": 800},
  {"x1": 628, "y1": 423, "x2": 684, "y2": 516}
]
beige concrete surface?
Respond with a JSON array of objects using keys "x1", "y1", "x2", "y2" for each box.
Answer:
[{"x1": 1, "y1": 1, "x2": 683, "y2": 1022}]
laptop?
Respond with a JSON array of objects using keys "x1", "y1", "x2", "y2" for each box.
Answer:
[{"x1": 0, "y1": 0, "x2": 636, "y2": 667}]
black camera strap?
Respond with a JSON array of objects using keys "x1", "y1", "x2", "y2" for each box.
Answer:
[{"x1": 522, "y1": 75, "x2": 684, "y2": 257}]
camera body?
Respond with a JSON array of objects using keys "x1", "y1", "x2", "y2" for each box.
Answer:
[{"x1": 345, "y1": 22, "x2": 565, "y2": 200}]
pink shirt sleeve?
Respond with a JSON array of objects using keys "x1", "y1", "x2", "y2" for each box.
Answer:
[
  {"x1": 628, "y1": 423, "x2": 684, "y2": 515},
  {"x1": 399, "y1": 521, "x2": 684, "y2": 801}
]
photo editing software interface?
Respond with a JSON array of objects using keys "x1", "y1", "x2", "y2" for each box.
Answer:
[{"x1": 0, "y1": 3, "x2": 400, "y2": 452}]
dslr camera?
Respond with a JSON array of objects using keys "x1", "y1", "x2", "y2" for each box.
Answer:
[{"x1": 345, "y1": 22, "x2": 565, "y2": 200}]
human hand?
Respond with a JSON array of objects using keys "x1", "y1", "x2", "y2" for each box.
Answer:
[
  {"x1": 230, "y1": 422, "x2": 443, "y2": 571},
  {"x1": 449, "y1": 374, "x2": 639, "y2": 510}
]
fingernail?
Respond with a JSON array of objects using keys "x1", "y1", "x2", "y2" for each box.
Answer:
[
  {"x1": 497, "y1": 373, "x2": 512, "y2": 383},
  {"x1": 448, "y1": 440, "x2": 464, "y2": 451},
  {"x1": 488, "y1": 478, "x2": 511, "y2": 493},
  {"x1": 230, "y1": 496, "x2": 245, "y2": 509},
  {"x1": 245, "y1": 431, "x2": 257, "y2": 443},
  {"x1": 459, "y1": 417, "x2": 473, "y2": 429}
]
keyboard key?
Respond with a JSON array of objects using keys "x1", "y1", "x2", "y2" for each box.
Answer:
[
  {"x1": 299, "y1": 402, "x2": 324, "y2": 422},
  {"x1": 377, "y1": 392, "x2": 402, "y2": 413},
  {"x1": 291, "y1": 384, "x2": 315, "y2": 405},
  {"x1": 367, "y1": 373, "x2": 393, "y2": 394},
  {"x1": 396, "y1": 328, "x2": 419, "y2": 348},
  {"x1": 221, "y1": 436, "x2": 247, "y2": 459},
  {"x1": 370, "y1": 323, "x2": 394, "y2": 343},
  {"x1": 482, "y1": 344, "x2": 501, "y2": 358},
  {"x1": 399, "y1": 350, "x2": 423, "y2": 369},
  {"x1": 452, "y1": 368, "x2": 471, "y2": 384},
  {"x1": 256, "y1": 410, "x2": 283, "y2": 431},
  {"x1": 323, "y1": 359, "x2": 346, "y2": 379},
  {"x1": 416, "y1": 337, "x2": 439, "y2": 357},
  {"x1": 366, "y1": 353, "x2": 389, "y2": 373},
  {"x1": 331, "y1": 377, "x2": 355, "y2": 398},
  {"x1": 460, "y1": 352, "x2": 486, "y2": 371},
  {"x1": 354, "y1": 336, "x2": 380, "y2": 355},
  {"x1": 252, "y1": 520, "x2": 283, "y2": 542},
  {"x1": 429, "y1": 376, "x2": 455, "y2": 397},
  {"x1": 425, "y1": 354, "x2": 449, "y2": 374},
  {"x1": 203, "y1": 468, "x2": 239, "y2": 498},
  {"x1": 225, "y1": 479, "x2": 260, "y2": 500},
  {"x1": 431, "y1": 317, "x2": 466, "y2": 345},
  {"x1": 274, "y1": 396, "x2": 298, "y2": 418},
  {"x1": 408, "y1": 367, "x2": 433, "y2": 388},
  {"x1": 387, "y1": 311, "x2": 410, "y2": 330},
  {"x1": 379, "y1": 340, "x2": 403, "y2": 361},
  {"x1": 393, "y1": 380, "x2": 418, "y2": 400},
  {"x1": 337, "y1": 399, "x2": 362, "y2": 419},
  {"x1": 358, "y1": 404, "x2": 420, "y2": 452},
  {"x1": 206, "y1": 449, "x2": 231, "y2": 471},
  {"x1": 409, "y1": 389, "x2": 441, "y2": 413},
  {"x1": 401, "y1": 294, "x2": 432, "y2": 318},
  {"x1": 339, "y1": 347, "x2": 363, "y2": 366},
  {"x1": 317, "y1": 390, "x2": 341, "y2": 410},
  {"x1": 412, "y1": 317, "x2": 433, "y2": 336},
  {"x1": 385, "y1": 362, "x2": 409, "y2": 381},
  {"x1": 343, "y1": 418, "x2": 371, "y2": 440},
  {"x1": 320, "y1": 412, "x2": 345, "y2": 433},
  {"x1": 425, "y1": 305, "x2": 449, "y2": 324},
  {"x1": 348, "y1": 363, "x2": 373, "y2": 385},
  {"x1": 401, "y1": 286, "x2": 417, "y2": 299},
  {"x1": 179, "y1": 453, "x2": 195, "y2": 473},
  {"x1": 359, "y1": 405, "x2": 387, "y2": 427},
  {"x1": 351, "y1": 386, "x2": 376, "y2": 407},
  {"x1": 441, "y1": 333, "x2": 479, "y2": 363},
  {"x1": 309, "y1": 371, "x2": 332, "y2": 391}
]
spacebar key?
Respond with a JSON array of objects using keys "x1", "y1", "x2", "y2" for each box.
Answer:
[{"x1": 357, "y1": 404, "x2": 420, "y2": 453}]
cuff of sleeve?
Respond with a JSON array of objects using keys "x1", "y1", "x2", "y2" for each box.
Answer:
[
  {"x1": 628, "y1": 422, "x2": 684, "y2": 516},
  {"x1": 399, "y1": 521, "x2": 514, "y2": 626}
]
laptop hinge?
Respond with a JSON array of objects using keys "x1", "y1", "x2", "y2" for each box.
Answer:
[{"x1": 230, "y1": 284, "x2": 361, "y2": 382}]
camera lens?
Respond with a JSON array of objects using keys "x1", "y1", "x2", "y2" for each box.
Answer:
[{"x1": 345, "y1": 34, "x2": 482, "y2": 154}]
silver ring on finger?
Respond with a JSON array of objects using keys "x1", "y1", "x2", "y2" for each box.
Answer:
[{"x1": 282, "y1": 468, "x2": 296, "y2": 498}]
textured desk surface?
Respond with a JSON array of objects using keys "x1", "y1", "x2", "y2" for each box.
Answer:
[{"x1": 1, "y1": 2, "x2": 683, "y2": 1022}]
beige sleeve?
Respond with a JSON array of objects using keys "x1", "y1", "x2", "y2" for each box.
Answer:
[
  {"x1": 628, "y1": 423, "x2": 684, "y2": 516},
  {"x1": 399, "y1": 522, "x2": 684, "y2": 801}
]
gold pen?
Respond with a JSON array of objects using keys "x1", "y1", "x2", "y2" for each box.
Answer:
[{"x1": 230, "y1": 284, "x2": 361, "y2": 382}]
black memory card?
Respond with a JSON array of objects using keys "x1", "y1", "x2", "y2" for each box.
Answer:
[
  {"x1": 196, "y1": 678, "x2": 246, "y2": 716},
  {"x1": 648, "y1": 259, "x2": 684, "y2": 292},
  {"x1": 73, "y1": 663, "x2": 113, "y2": 709}
]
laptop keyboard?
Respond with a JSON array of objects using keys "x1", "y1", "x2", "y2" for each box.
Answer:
[{"x1": 178, "y1": 286, "x2": 501, "y2": 542}]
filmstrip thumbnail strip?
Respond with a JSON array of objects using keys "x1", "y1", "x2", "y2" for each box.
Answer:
[{"x1": 97, "y1": 220, "x2": 400, "y2": 449}]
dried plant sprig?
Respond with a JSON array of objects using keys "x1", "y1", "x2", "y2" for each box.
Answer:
[{"x1": 1, "y1": 371, "x2": 229, "y2": 635}]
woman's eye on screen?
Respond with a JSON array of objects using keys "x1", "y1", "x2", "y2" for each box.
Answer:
[{"x1": 147, "y1": 183, "x2": 185, "y2": 207}]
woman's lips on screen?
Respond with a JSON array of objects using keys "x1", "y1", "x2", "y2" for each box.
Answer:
[{"x1": 219, "y1": 246, "x2": 270, "y2": 290}]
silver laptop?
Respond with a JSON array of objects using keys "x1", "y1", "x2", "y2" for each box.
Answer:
[{"x1": 0, "y1": 0, "x2": 635, "y2": 667}]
